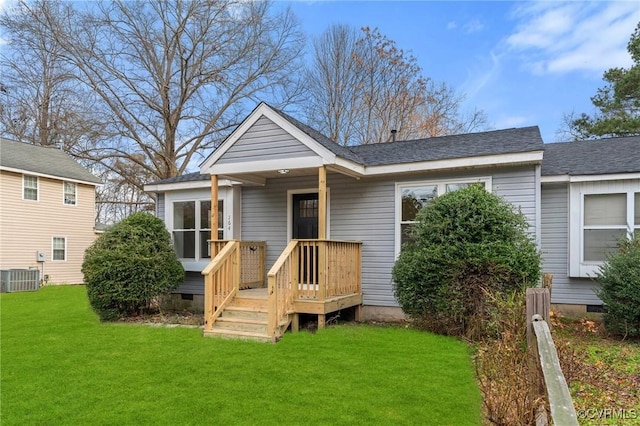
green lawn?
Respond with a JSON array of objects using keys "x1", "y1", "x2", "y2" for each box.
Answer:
[{"x1": 1, "y1": 286, "x2": 482, "y2": 425}]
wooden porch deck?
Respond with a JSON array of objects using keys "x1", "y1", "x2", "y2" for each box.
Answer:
[{"x1": 202, "y1": 239, "x2": 362, "y2": 341}]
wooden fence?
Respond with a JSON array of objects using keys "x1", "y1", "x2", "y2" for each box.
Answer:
[{"x1": 526, "y1": 286, "x2": 578, "y2": 426}]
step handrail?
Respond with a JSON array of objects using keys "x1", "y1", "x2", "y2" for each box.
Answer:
[
  {"x1": 202, "y1": 240, "x2": 241, "y2": 332},
  {"x1": 267, "y1": 240, "x2": 299, "y2": 339}
]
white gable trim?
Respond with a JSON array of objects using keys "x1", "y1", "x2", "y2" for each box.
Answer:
[
  {"x1": 542, "y1": 172, "x2": 640, "y2": 183},
  {"x1": 144, "y1": 178, "x2": 235, "y2": 193},
  {"x1": 210, "y1": 157, "x2": 324, "y2": 175},
  {"x1": 200, "y1": 103, "x2": 338, "y2": 173}
]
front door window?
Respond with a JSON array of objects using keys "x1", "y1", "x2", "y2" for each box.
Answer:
[{"x1": 292, "y1": 193, "x2": 318, "y2": 239}]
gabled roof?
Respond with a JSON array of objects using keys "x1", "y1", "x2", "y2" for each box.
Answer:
[
  {"x1": 352, "y1": 126, "x2": 543, "y2": 166},
  {"x1": 542, "y1": 136, "x2": 640, "y2": 177},
  {"x1": 272, "y1": 108, "x2": 364, "y2": 164},
  {"x1": 199, "y1": 102, "x2": 543, "y2": 179},
  {"x1": 0, "y1": 137, "x2": 101, "y2": 185}
]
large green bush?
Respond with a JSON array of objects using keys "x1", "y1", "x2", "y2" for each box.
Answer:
[
  {"x1": 595, "y1": 234, "x2": 640, "y2": 338},
  {"x1": 82, "y1": 212, "x2": 184, "y2": 321},
  {"x1": 392, "y1": 184, "x2": 540, "y2": 340}
]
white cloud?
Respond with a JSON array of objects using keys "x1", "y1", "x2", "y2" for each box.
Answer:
[
  {"x1": 505, "y1": 1, "x2": 639, "y2": 75},
  {"x1": 447, "y1": 18, "x2": 484, "y2": 33},
  {"x1": 461, "y1": 50, "x2": 502, "y2": 101},
  {"x1": 464, "y1": 18, "x2": 484, "y2": 34}
]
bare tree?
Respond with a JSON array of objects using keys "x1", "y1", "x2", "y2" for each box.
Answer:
[
  {"x1": 303, "y1": 25, "x2": 488, "y2": 145},
  {"x1": 0, "y1": 1, "x2": 103, "y2": 151},
  {"x1": 13, "y1": 0, "x2": 304, "y2": 187}
]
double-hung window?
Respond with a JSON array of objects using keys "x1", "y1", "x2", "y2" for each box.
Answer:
[
  {"x1": 23, "y1": 175, "x2": 38, "y2": 200},
  {"x1": 396, "y1": 178, "x2": 491, "y2": 253},
  {"x1": 64, "y1": 182, "x2": 77, "y2": 205},
  {"x1": 569, "y1": 181, "x2": 640, "y2": 277},
  {"x1": 173, "y1": 200, "x2": 223, "y2": 260},
  {"x1": 52, "y1": 237, "x2": 66, "y2": 261}
]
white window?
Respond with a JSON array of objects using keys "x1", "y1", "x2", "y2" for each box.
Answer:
[
  {"x1": 396, "y1": 178, "x2": 491, "y2": 254},
  {"x1": 172, "y1": 200, "x2": 223, "y2": 260},
  {"x1": 569, "y1": 181, "x2": 640, "y2": 277},
  {"x1": 23, "y1": 175, "x2": 38, "y2": 200},
  {"x1": 64, "y1": 182, "x2": 77, "y2": 205},
  {"x1": 52, "y1": 237, "x2": 66, "y2": 261}
]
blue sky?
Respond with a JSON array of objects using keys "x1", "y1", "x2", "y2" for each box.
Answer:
[
  {"x1": 1, "y1": 1, "x2": 637, "y2": 144},
  {"x1": 283, "y1": 1, "x2": 639, "y2": 143}
]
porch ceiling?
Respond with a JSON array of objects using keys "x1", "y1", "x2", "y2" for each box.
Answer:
[{"x1": 220, "y1": 166, "x2": 357, "y2": 186}]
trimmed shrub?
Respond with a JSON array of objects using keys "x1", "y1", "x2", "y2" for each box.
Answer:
[
  {"x1": 595, "y1": 234, "x2": 640, "y2": 338},
  {"x1": 82, "y1": 212, "x2": 184, "y2": 321},
  {"x1": 392, "y1": 184, "x2": 540, "y2": 340}
]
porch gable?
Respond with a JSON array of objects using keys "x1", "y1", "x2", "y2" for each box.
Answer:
[{"x1": 201, "y1": 103, "x2": 362, "y2": 177}]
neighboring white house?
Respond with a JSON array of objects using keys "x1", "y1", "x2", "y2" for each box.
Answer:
[
  {"x1": 0, "y1": 138, "x2": 102, "y2": 284},
  {"x1": 145, "y1": 102, "x2": 640, "y2": 318}
]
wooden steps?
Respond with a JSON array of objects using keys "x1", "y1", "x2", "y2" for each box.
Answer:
[{"x1": 203, "y1": 288, "x2": 291, "y2": 342}]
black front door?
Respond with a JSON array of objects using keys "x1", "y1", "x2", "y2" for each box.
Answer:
[
  {"x1": 292, "y1": 193, "x2": 318, "y2": 239},
  {"x1": 292, "y1": 193, "x2": 319, "y2": 284}
]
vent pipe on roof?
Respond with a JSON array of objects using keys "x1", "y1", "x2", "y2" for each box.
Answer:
[{"x1": 390, "y1": 129, "x2": 397, "y2": 142}]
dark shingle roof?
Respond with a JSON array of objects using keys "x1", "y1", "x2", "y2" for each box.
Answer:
[
  {"x1": 351, "y1": 126, "x2": 543, "y2": 165},
  {"x1": 272, "y1": 108, "x2": 364, "y2": 164},
  {"x1": 275, "y1": 107, "x2": 543, "y2": 166},
  {"x1": 149, "y1": 108, "x2": 544, "y2": 186},
  {"x1": 150, "y1": 172, "x2": 210, "y2": 185},
  {"x1": 542, "y1": 136, "x2": 640, "y2": 176},
  {"x1": 0, "y1": 138, "x2": 101, "y2": 184}
]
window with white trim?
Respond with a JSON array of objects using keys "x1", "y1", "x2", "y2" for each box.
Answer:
[
  {"x1": 64, "y1": 182, "x2": 77, "y2": 205},
  {"x1": 52, "y1": 237, "x2": 66, "y2": 261},
  {"x1": 396, "y1": 178, "x2": 491, "y2": 252},
  {"x1": 569, "y1": 181, "x2": 640, "y2": 277},
  {"x1": 23, "y1": 175, "x2": 38, "y2": 200},
  {"x1": 172, "y1": 200, "x2": 223, "y2": 260}
]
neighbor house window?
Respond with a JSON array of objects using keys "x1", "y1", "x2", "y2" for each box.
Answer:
[
  {"x1": 173, "y1": 200, "x2": 223, "y2": 260},
  {"x1": 63, "y1": 182, "x2": 77, "y2": 205},
  {"x1": 52, "y1": 237, "x2": 66, "y2": 261},
  {"x1": 569, "y1": 181, "x2": 640, "y2": 277},
  {"x1": 23, "y1": 175, "x2": 38, "y2": 200},
  {"x1": 396, "y1": 178, "x2": 491, "y2": 252}
]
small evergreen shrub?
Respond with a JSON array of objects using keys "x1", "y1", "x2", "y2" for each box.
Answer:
[
  {"x1": 392, "y1": 184, "x2": 540, "y2": 340},
  {"x1": 595, "y1": 234, "x2": 640, "y2": 338},
  {"x1": 82, "y1": 212, "x2": 184, "y2": 321}
]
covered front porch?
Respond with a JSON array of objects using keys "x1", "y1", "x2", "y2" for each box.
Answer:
[{"x1": 198, "y1": 103, "x2": 369, "y2": 341}]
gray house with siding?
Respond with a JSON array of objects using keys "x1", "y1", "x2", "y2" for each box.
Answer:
[
  {"x1": 145, "y1": 103, "x2": 639, "y2": 322},
  {"x1": 540, "y1": 136, "x2": 640, "y2": 315}
]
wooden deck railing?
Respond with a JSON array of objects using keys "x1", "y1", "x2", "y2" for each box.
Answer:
[
  {"x1": 295, "y1": 239, "x2": 362, "y2": 300},
  {"x1": 210, "y1": 240, "x2": 266, "y2": 288},
  {"x1": 266, "y1": 240, "x2": 298, "y2": 339},
  {"x1": 266, "y1": 239, "x2": 362, "y2": 339},
  {"x1": 202, "y1": 241, "x2": 241, "y2": 332}
]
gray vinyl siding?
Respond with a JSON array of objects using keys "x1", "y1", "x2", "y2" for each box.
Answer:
[
  {"x1": 492, "y1": 167, "x2": 537, "y2": 237},
  {"x1": 541, "y1": 183, "x2": 602, "y2": 305},
  {"x1": 328, "y1": 174, "x2": 396, "y2": 306},
  {"x1": 241, "y1": 174, "x2": 396, "y2": 306},
  {"x1": 241, "y1": 165, "x2": 538, "y2": 308},
  {"x1": 175, "y1": 271, "x2": 204, "y2": 295},
  {"x1": 156, "y1": 193, "x2": 165, "y2": 222},
  {"x1": 217, "y1": 116, "x2": 317, "y2": 164}
]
